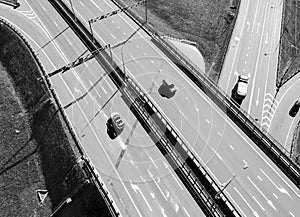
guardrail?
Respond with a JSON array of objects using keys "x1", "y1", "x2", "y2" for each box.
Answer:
[
  {"x1": 1, "y1": 12, "x2": 121, "y2": 217},
  {"x1": 0, "y1": 0, "x2": 20, "y2": 8},
  {"x1": 48, "y1": 0, "x2": 241, "y2": 215},
  {"x1": 110, "y1": 0, "x2": 300, "y2": 189}
]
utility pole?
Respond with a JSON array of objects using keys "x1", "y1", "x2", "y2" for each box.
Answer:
[{"x1": 215, "y1": 165, "x2": 248, "y2": 199}]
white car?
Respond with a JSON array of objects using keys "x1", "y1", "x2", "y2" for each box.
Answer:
[
  {"x1": 231, "y1": 75, "x2": 249, "y2": 106},
  {"x1": 236, "y1": 75, "x2": 249, "y2": 97}
]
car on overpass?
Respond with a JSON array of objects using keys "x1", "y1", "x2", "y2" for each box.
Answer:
[
  {"x1": 106, "y1": 112, "x2": 125, "y2": 139},
  {"x1": 231, "y1": 75, "x2": 249, "y2": 106}
]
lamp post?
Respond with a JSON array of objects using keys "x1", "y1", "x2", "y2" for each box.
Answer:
[{"x1": 215, "y1": 164, "x2": 248, "y2": 199}]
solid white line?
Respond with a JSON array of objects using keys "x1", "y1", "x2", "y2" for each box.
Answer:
[
  {"x1": 102, "y1": 86, "x2": 107, "y2": 94},
  {"x1": 183, "y1": 207, "x2": 191, "y2": 217},
  {"x1": 257, "y1": 175, "x2": 262, "y2": 181},
  {"x1": 110, "y1": 33, "x2": 116, "y2": 40},
  {"x1": 273, "y1": 193, "x2": 278, "y2": 199},
  {"x1": 229, "y1": 144, "x2": 234, "y2": 150},
  {"x1": 252, "y1": 195, "x2": 265, "y2": 211},
  {"x1": 153, "y1": 179, "x2": 168, "y2": 201}
]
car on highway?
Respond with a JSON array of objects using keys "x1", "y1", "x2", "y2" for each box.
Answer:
[
  {"x1": 289, "y1": 101, "x2": 300, "y2": 117},
  {"x1": 231, "y1": 75, "x2": 249, "y2": 106},
  {"x1": 106, "y1": 112, "x2": 125, "y2": 139}
]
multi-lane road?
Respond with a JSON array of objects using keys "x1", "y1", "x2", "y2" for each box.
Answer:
[
  {"x1": 219, "y1": 0, "x2": 300, "y2": 156},
  {"x1": 2, "y1": 0, "x2": 300, "y2": 216}
]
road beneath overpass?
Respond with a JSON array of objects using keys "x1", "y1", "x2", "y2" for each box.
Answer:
[{"x1": 3, "y1": 0, "x2": 300, "y2": 216}]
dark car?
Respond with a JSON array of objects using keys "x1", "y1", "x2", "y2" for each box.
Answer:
[
  {"x1": 289, "y1": 101, "x2": 300, "y2": 117},
  {"x1": 106, "y1": 112, "x2": 125, "y2": 139}
]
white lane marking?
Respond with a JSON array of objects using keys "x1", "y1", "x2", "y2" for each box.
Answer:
[
  {"x1": 248, "y1": 46, "x2": 250, "y2": 50},
  {"x1": 247, "y1": 0, "x2": 269, "y2": 114},
  {"x1": 252, "y1": 195, "x2": 265, "y2": 211},
  {"x1": 234, "y1": 187, "x2": 258, "y2": 217},
  {"x1": 229, "y1": 144, "x2": 234, "y2": 150},
  {"x1": 273, "y1": 193, "x2": 278, "y2": 199},
  {"x1": 163, "y1": 160, "x2": 184, "y2": 190},
  {"x1": 195, "y1": 107, "x2": 199, "y2": 112},
  {"x1": 74, "y1": 0, "x2": 300, "y2": 200},
  {"x1": 247, "y1": 21, "x2": 250, "y2": 31},
  {"x1": 147, "y1": 168, "x2": 168, "y2": 201},
  {"x1": 105, "y1": 80, "x2": 114, "y2": 91},
  {"x1": 246, "y1": 53, "x2": 249, "y2": 57},
  {"x1": 218, "y1": 131, "x2": 222, "y2": 136},
  {"x1": 112, "y1": 20, "x2": 115, "y2": 23},
  {"x1": 243, "y1": 160, "x2": 248, "y2": 166},
  {"x1": 150, "y1": 192, "x2": 155, "y2": 198},
  {"x1": 251, "y1": 0, "x2": 260, "y2": 32},
  {"x1": 42, "y1": 6, "x2": 46, "y2": 11},
  {"x1": 130, "y1": 159, "x2": 134, "y2": 165},
  {"x1": 260, "y1": 168, "x2": 292, "y2": 199},
  {"x1": 145, "y1": 151, "x2": 158, "y2": 168},
  {"x1": 289, "y1": 211, "x2": 295, "y2": 217},
  {"x1": 265, "y1": 32, "x2": 268, "y2": 44},
  {"x1": 130, "y1": 181, "x2": 152, "y2": 211},
  {"x1": 22, "y1": 2, "x2": 141, "y2": 214},
  {"x1": 123, "y1": 32, "x2": 127, "y2": 36},
  {"x1": 67, "y1": 39, "x2": 72, "y2": 46},
  {"x1": 256, "y1": 22, "x2": 260, "y2": 33},
  {"x1": 183, "y1": 207, "x2": 191, "y2": 217},
  {"x1": 102, "y1": 86, "x2": 107, "y2": 94},
  {"x1": 110, "y1": 33, "x2": 116, "y2": 40},
  {"x1": 53, "y1": 21, "x2": 58, "y2": 27},
  {"x1": 248, "y1": 176, "x2": 277, "y2": 210},
  {"x1": 117, "y1": 26, "x2": 120, "y2": 29},
  {"x1": 178, "y1": 109, "x2": 188, "y2": 120},
  {"x1": 256, "y1": 87, "x2": 260, "y2": 106},
  {"x1": 79, "y1": 1, "x2": 84, "y2": 7},
  {"x1": 91, "y1": 0, "x2": 103, "y2": 12},
  {"x1": 245, "y1": 60, "x2": 247, "y2": 64},
  {"x1": 212, "y1": 147, "x2": 223, "y2": 161},
  {"x1": 257, "y1": 175, "x2": 262, "y2": 181},
  {"x1": 185, "y1": 96, "x2": 189, "y2": 101},
  {"x1": 205, "y1": 119, "x2": 210, "y2": 124}
]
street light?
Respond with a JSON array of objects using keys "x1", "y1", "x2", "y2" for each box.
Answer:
[{"x1": 215, "y1": 164, "x2": 248, "y2": 199}]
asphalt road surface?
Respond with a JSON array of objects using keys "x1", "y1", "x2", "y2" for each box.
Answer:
[{"x1": 3, "y1": 0, "x2": 300, "y2": 216}]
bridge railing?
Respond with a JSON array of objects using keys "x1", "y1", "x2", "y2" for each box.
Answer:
[{"x1": 110, "y1": 0, "x2": 300, "y2": 189}]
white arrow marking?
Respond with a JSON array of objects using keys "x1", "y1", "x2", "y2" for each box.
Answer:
[
  {"x1": 260, "y1": 169, "x2": 292, "y2": 199},
  {"x1": 248, "y1": 177, "x2": 277, "y2": 211},
  {"x1": 161, "y1": 208, "x2": 167, "y2": 217},
  {"x1": 147, "y1": 169, "x2": 168, "y2": 201},
  {"x1": 265, "y1": 32, "x2": 268, "y2": 44},
  {"x1": 130, "y1": 181, "x2": 152, "y2": 211},
  {"x1": 234, "y1": 187, "x2": 259, "y2": 217},
  {"x1": 256, "y1": 88, "x2": 260, "y2": 106}
]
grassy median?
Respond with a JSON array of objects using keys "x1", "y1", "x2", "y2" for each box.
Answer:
[
  {"x1": 0, "y1": 19, "x2": 112, "y2": 217},
  {"x1": 115, "y1": 0, "x2": 240, "y2": 83}
]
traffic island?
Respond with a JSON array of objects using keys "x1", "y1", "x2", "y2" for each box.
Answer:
[{"x1": 0, "y1": 18, "x2": 114, "y2": 217}]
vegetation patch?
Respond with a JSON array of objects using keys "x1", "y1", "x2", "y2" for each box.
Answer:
[
  {"x1": 114, "y1": 0, "x2": 240, "y2": 82},
  {"x1": 0, "y1": 19, "x2": 112, "y2": 216},
  {"x1": 277, "y1": 0, "x2": 300, "y2": 88}
]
